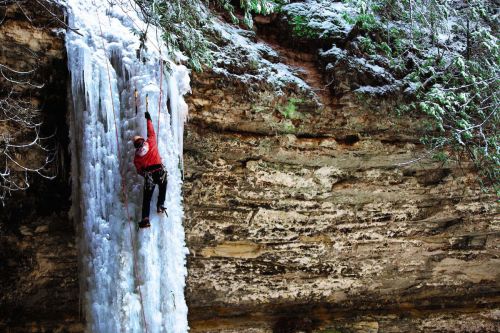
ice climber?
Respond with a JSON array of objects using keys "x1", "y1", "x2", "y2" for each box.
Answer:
[{"x1": 133, "y1": 111, "x2": 167, "y2": 228}]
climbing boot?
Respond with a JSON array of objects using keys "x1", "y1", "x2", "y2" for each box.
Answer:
[
  {"x1": 157, "y1": 205, "x2": 168, "y2": 216},
  {"x1": 138, "y1": 217, "x2": 151, "y2": 229}
]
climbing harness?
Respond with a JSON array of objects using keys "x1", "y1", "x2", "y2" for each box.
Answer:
[
  {"x1": 92, "y1": 2, "x2": 149, "y2": 332},
  {"x1": 144, "y1": 172, "x2": 155, "y2": 191},
  {"x1": 144, "y1": 165, "x2": 166, "y2": 191}
]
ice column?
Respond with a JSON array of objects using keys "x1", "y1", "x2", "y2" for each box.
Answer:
[{"x1": 65, "y1": 0, "x2": 190, "y2": 332}]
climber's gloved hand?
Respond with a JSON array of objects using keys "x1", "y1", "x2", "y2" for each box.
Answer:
[{"x1": 145, "y1": 111, "x2": 151, "y2": 120}]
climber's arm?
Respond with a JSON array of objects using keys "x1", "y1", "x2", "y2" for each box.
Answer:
[{"x1": 145, "y1": 112, "x2": 156, "y2": 143}]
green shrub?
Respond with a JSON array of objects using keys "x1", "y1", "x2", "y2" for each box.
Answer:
[
  {"x1": 291, "y1": 15, "x2": 320, "y2": 38},
  {"x1": 279, "y1": 98, "x2": 303, "y2": 119}
]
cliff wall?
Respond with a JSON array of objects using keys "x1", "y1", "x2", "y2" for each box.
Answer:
[
  {"x1": 183, "y1": 18, "x2": 499, "y2": 332},
  {"x1": 0, "y1": 2, "x2": 498, "y2": 332},
  {"x1": 0, "y1": 2, "x2": 81, "y2": 332}
]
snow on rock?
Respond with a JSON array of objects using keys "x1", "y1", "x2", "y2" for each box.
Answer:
[
  {"x1": 281, "y1": 0, "x2": 354, "y2": 40},
  {"x1": 354, "y1": 83, "x2": 402, "y2": 97},
  {"x1": 319, "y1": 45, "x2": 347, "y2": 61},
  {"x1": 352, "y1": 57, "x2": 395, "y2": 82},
  {"x1": 319, "y1": 44, "x2": 398, "y2": 96},
  {"x1": 65, "y1": 0, "x2": 189, "y2": 332},
  {"x1": 210, "y1": 19, "x2": 314, "y2": 97}
]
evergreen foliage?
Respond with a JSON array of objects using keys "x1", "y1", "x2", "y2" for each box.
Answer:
[
  {"x1": 134, "y1": 0, "x2": 286, "y2": 71},
  {"x1": 345, "y1": 0, "x2": 499, "y2": 193},
  {"x1": 291, "y1": 15, "x2": 321, "y2": 38}
]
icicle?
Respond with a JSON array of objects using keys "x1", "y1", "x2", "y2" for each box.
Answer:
[{"x1": 65, "y1": 0, "x2": 190, "y2": 332}]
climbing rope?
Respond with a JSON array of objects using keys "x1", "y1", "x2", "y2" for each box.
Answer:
[
  {"x1": 110, "y1": 0, "x2": 162, "y2": 53},
  {"x1": 92, "y1": 2, "x2": 149, "y2": 332},
  {"x1": 155, "y1": 21, "x2": 164, "y2": 147},
  {"x1": 157, "y1": 58, "x2": 163, "y2": 143},
  {"x1": 112, "y1": 0, "x2": 169, "y2": 151}
]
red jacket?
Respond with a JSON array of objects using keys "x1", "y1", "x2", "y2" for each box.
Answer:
[{"x1": 134, "y1": 119, "x2": 162, "y2": 175}]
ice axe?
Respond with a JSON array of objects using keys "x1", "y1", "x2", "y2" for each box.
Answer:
[{"x1": 134, "y1": 88, "x2": 139, "y2": 115}]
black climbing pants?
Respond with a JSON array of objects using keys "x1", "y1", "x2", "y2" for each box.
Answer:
[{"x1": 142, "y1": 165, "x2": 167, "y2": 219}]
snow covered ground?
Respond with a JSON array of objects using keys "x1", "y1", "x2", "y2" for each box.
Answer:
[{"x1": 65, "y1": 0, "x2": 189, "y2": 331}]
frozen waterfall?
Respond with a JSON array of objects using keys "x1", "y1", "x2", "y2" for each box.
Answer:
[{"x1": 65, "y1": 0, "x2": 190, "y2": 331}]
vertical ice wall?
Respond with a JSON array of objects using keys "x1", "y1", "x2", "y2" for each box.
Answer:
[{"x1": 65, "y1": 0, "x2": 190, "y2": 332}]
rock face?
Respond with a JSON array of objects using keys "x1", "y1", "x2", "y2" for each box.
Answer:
[
  {"x1": 183, "y1": 19, "x2": 499, "y2": 333},
  {"x1": 0, "y1": 2, "x2": 82, "y2": 332}
]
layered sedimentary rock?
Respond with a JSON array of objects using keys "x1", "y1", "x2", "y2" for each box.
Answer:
[
  {"x1": 0, "y1": 2, "x2": 81, "y2": 332},
  {"x1": 183, "y1": 15, "x2": 499, "y2": 333}
]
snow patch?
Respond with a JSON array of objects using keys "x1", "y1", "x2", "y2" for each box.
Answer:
[
  {"x1": 282, "y1": 0, "x2": 354, "y2": 39},
  {"x1": 210, "y1": 19, "x2": 313, "y2": 96}
]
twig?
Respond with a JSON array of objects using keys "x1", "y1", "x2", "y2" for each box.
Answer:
[{"x1": 33, "y1": 0, "x2": 83, "y2": 36}]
